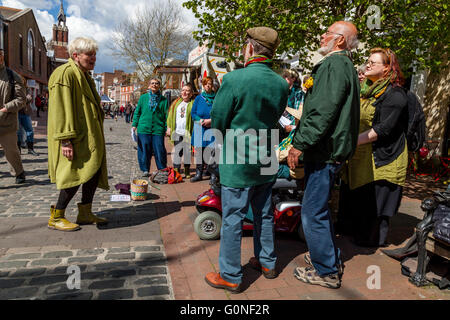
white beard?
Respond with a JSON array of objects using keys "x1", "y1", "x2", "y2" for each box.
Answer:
[{"x1": 318, "y1": 37, "x2": 337, "y2": 56}]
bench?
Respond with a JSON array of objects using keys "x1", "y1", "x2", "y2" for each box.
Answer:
[{"x1": 409, "y1": 192, "x2": 450, "y2": 286}]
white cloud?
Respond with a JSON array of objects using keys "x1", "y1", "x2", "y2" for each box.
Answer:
[{"x1": 0, "y1": 0, "x2": 200, "y2": 72}]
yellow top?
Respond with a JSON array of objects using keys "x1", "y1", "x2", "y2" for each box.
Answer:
[{"x1": 346, "y1": 97, "x2": 408, "y2": 190}]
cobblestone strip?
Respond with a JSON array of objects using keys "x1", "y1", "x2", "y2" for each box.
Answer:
[{"x1": 0, "y1": 245, "x2": 174, "y2": 300}]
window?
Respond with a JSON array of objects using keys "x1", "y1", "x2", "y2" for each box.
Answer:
[
  {"x1": 19, "y1": 35, "x2": 23, "y2": 65},
  {"x1": 27, "y1": 29, "x2": 35, "y2": 71}
]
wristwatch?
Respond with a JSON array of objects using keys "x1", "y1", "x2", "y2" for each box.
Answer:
[{"x1": 61, "y1": 140, "x2": 72, "y2": 147}]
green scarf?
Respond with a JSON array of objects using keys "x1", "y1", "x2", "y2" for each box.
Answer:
[
  {"x1": 244, "y1": 55, "x2": 273, "y2": 68},
  {"x1": 201, "y1": 91, "x2": 216, "y2": 106},
  {"x1": 360, "y1": 74, "x2": 392, "y2": 100}
]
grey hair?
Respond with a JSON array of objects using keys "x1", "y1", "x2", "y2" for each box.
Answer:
[
  {"x1": 247, "y1": 38, "x2": 275, "y2": 59},
  {"x1": 346, "y1": 33, "x2": 359, "y2": 50},
  {"x1": 68, "y1": 37, "x2": 98, "y2": 57}
]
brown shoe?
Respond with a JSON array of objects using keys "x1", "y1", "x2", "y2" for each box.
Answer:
[
  {"x1": 304, "y1": 252, "x2": 344, "y2": 278},
  {"x1": 248, "y1": 257, "x2": 278, "y2": 279},
  {"x1": 205, "y1": 272, "x2": 241, "y2": 293}
]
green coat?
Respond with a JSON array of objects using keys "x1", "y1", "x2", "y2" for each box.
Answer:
[
  {"x1": 167, "y1": 97, "x2": 194, "y2": 144},
  {"x1": 47, "y1": 59, "x2": 109, "y2": 190},
  {"x1": 292, "y1": 51, "x2": 360, "y2": 163},
  {"x1": 211, "y1": 63, "x2": 289, "y2": 188},
  {"x1": 132, "y1": 92, "x2": 168, "y2": 135}
]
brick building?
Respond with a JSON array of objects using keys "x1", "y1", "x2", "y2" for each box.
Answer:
[
  {"x1": 47, "y1": 0, "x2": 69, "y2": 72},
  {"x1": 0, "y1": 6, "x2": 48, "y2": 96}
]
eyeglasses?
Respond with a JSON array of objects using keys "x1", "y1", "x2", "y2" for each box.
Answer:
[
  {"x1": 150, "y1": 82, "x2": 160, "y2": 85},
  {"x1": 324, "y1": 30, "x2": 344, "y2": 38},
  {"x1": 366, "y1": 60, "x2": 385, "y2": 67}
]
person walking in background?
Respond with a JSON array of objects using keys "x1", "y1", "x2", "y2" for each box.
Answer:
[
  {"x1": 0, "y1": 48, "x2": 27, "y2": 184},
  {"x1": 190, "y1": 76, "x2": 216, "y2": 182},
  {"x1": 205, "y1": 27, "x2": 289, "y2": 293},
  {"x1": 17, "y1": 87, "x2": 38, "y2": 156},
  {"x1": 288, "y1": 21, "x2": 361, "y2": 289},
  {"x1": 167, "y1": 83, "x2": 195, "y2": 179},
  {"x1": 125, "y1": 103, "x2": 132, "y2": 123},
  {"x1": 132, "y1": 78, "x2": 168, "y2": 177},
  {"x1": 47, "y1": 37, "x2": 109, "y2": 232},
  {"x1": 35, "y1": 93, "x2": 42, "y2": 118},
  {"x1": 340, "y1": 48, "x2": 408, "y2": 247}
]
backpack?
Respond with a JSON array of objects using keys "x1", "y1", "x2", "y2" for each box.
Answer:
[
  {"x1": 167, "y1": 167, "x2": 183, "y2": 184},
  {"x1": 405, "y1": 90, "x2": 426, "y2": 152}
]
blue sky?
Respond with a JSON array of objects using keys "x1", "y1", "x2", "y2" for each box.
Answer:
[{"x1": 1, "y1": 0, "x2": 198, "y2": 73}]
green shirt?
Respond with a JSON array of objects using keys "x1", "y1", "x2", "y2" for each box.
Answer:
[
  {"x1": 132, "y1": 92, "x2": 168, "y2": 135},
  {"x1": 211, "y1": 63, "x2": 289, "y2": 188},
  {"x1": 292, "y1": 51, "x2": 360, "y2": 163}
]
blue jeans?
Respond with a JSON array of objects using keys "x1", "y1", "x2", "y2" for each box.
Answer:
[
  {"x1": 301, "y1": 162, "x2": 342, "y2": 276},
  {"x1": 219, "y1": 181, "x2": 276, "y2": 284},
  {"x1": 17, "y1": 113, "x2": 34, "y2": 144},
  {"x1": 137, "y1": 133, "x2": 167, "y2": 172}
]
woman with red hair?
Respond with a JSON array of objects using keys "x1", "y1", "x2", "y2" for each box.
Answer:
[{"x1": 340, "y1": 48, "x2": 409, "y2": 247}]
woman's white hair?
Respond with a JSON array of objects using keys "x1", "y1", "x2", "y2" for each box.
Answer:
[{"x1": 68, "y1": 37, "x2": 98, "y2": 57}]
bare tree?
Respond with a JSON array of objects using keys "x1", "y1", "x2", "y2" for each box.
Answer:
[{"x1": 111, "y1": 0, "x2": 195, "y2": 81}]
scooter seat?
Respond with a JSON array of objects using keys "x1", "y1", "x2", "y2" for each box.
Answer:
[{"x1": 273, "y1": 179, "x2": 298, "y2": 190}]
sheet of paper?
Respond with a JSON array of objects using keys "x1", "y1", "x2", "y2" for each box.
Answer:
[{"x1": 110, "y1": 194, "x2": 131, "y2": 202}]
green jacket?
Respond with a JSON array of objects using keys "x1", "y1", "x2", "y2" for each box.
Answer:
[
  {"x1": 211, "y1": 63, "x2": 289, "y2": 188},
  {"x1": 292, "y1": 51, "x2": 360, "y2": 163},
  {"x1": 132, "y1": 92, "x2": 168, "y2": 135},
  {"x1": 167, "y1": 97, "x2": 194, "y2": 144},
  {"x1": 47, "y1": 59, "x2": 109, "y2": 190}
]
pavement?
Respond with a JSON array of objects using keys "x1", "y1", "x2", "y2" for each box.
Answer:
[{"x1": 0, "y1": 111, "x2": 449, "y2": 300}]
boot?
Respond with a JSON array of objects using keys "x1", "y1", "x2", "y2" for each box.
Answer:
[
  {"x1": 76, "y1": 203, "x2": 108, "y2": 225},
  {"x1": 173, "y1": 166, "x2": 180, "y2": 174},
  {"x1": 184, "y1": 165, "x2": 191, "y2": 179},
  {"x1": 48, "y1": 206, "x2": 81, "y2": 231},
  {"x1": 15, "y1": 171, "x2": 26, "y2": 184},
  {"x1": 27, "y1": 142, "x2": 39, "y2": 156},
  {"x1": 190, "y1": 165, "x2": 203, "y2": 182}
]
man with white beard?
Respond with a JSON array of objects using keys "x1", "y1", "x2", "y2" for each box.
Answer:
[{"x1": 287, "y1": 21, "x2": 360, "y2": 289}]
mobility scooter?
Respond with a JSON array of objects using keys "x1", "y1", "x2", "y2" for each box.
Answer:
[{"x1": 193, "y1": 165, "x2": 305, "y2": 241}]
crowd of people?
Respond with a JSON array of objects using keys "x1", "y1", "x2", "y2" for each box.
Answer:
[{"x1": 1, "y1": 19, "x2": 418, "y2": 293}]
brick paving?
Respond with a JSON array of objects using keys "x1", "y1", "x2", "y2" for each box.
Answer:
[
  {"x1": 0, "y1": 111, "x2": 449, "y2": 300},
  {"x1": 0, "y1": 112, "x2": 173, "y2": 300}
]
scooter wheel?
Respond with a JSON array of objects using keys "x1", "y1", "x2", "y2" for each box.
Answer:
[{"x1": 194, "y1": 211, "x2": 222, "y2": 240}]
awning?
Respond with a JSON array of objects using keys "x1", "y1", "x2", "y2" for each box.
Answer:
[{"x1": 100, "y1": 95, "x2": 114, "y2": 103}]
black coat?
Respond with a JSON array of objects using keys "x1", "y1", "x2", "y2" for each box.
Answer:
[{"x1": 372, "y1": 85, "x2": 408, "y2": 168}]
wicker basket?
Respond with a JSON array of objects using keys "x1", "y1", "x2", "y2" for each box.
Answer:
[{"x1": 130, "y1": 179, "x2": 148, "y2": 201}]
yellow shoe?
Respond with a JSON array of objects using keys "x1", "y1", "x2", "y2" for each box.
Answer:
[
  {"x1": 48, "y1": 206, "x2": 81, "y2": 232},
  {"x1": 76, "y1": 203, "x2": 108, "y2": 225}
]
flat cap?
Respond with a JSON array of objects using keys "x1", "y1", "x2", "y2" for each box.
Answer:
[{"x1": 246, "y1": 27, "x2": 280, "y2": 51}]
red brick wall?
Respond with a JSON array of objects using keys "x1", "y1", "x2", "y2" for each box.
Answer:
[{"x1": 5, "y1": 10, "x2": 48, "y2": 86}]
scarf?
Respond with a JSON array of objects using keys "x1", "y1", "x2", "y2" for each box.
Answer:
[
  {"x1": 244, "y1": 55, "x2": 273, "y2": 68},
  {"x1": 201, "y1": 91, "x2": 216, "y2": 106},
  {"x1": 358, "y1": 74, "x2": 392, "y2": 133},
  {"x1": 149, "y1": 91, "x2": 161, "y2": 112}
]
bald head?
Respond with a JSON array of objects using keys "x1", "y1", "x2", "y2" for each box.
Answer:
[{"x1": 331, "y1": 21, "x2": 359, "y2": 50}]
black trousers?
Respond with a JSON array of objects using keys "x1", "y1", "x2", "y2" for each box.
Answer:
[
  {"x1": 338, "y1": 180, "x2": 403, "y2": 246},
  {"x1": 55, "y1": 170, "x2": 101, "y2": 210}
]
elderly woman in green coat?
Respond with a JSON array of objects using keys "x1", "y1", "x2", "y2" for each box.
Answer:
[
  {"x1": 166, "y1": 83, "x2": 194, "y2": 178},
  {"x1": 47, "y1": 37, "x2": 108, "y2": 232}
]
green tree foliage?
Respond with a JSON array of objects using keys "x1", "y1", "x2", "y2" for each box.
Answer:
[{"x1": 183, "y1": 0, "x2": 449, "y2": 74}]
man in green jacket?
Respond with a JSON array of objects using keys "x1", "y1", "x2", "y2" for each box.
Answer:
[
  {"x1": 287, "y1": 21, "x2": 360, "y2": 289},
  {"x1": 205, "y1": 27, "x2": 289, "y2": 293},
  {"x1": 132, "y1": 78, "x2": 169, "y2": 176}
]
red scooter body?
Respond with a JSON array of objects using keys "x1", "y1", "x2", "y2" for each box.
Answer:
[{"x1": 195, "y1": 183, "x2": 302, "y2": 236}]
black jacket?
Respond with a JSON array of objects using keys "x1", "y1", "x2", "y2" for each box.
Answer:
[{"x1": 372, "y1": 85, "x2": 408, "y2": 168}]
